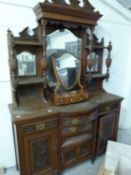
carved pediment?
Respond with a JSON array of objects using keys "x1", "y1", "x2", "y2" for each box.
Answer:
[
  {"x1": 43, "y1": 0, "x2": 95, "y2": 12},
  {"x1": 34, "y1": 0, "x2": 102, "y2": 26}
]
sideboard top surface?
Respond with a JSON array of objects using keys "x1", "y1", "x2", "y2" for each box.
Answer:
[{"x1": 9, "y1": 92, "x2": 123, "y2": 124}]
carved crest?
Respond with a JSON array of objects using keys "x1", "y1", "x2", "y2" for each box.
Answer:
[
  {"x1": 18, "y1": 27, "x2": 38, "y2": 40},
  {"x1": 69, "y1": 0, "x2": 80, "y2": 7},
  {"x1": 43, "y1": 0, "x2": 95, "y2": 12},
  {"x1": 82, "y1": 0, "x2": 95, "y2": 11},
  {"x1": 52, "y1": 0, "x2": 67, "y2": 5},
  {"x1": 34, "y1": 0, "x2": 102, "y2": 26}
]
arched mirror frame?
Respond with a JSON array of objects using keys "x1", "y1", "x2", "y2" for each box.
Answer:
[{"x1": 43, "y1": 21, "x2": 88, "y2": 105}]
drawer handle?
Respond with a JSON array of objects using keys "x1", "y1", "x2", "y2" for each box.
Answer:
[
  {"x1": 70, "y1": 127, "x2": 77, "y2": 133},
  {"x1": 36, "y1": 123, "x2": 46, "y2": 131},
  {"x1": 72, "y1": 119, "x2": 79, "y2": 125}
]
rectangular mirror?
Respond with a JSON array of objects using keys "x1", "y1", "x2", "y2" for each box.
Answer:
[{"x1": 17, "y1": 51, "x2": 36, "y2": 76}]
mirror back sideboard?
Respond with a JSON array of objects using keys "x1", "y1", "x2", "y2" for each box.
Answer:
[{"x1": 8, "y1": 1, "x2": 123, "y2": 175}]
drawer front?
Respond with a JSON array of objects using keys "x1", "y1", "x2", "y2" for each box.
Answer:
[
  {"x1": 62, "y1": 111, "x2": 98, "y2": 127},
  {"x1": 100, "y1": 104, "x2": 119, "y2": 114},
  {"x1": 22, "y1": 118, "x2": 57, "y2": 135},
  {"x1": 62, "y1": 123, "x2": 92, "y2": 137}
]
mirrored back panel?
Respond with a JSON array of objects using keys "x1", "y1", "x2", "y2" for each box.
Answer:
[{"x1": 46, "y1": 29, "x2": 81, "y2": 90}]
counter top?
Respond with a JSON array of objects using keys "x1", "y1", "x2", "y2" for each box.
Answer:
[{"x1": 9, "y1": 91, "x2": 123, "y2": 123}]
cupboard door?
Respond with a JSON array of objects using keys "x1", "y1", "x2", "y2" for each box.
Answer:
[
  {"x1": 97, "y1": 112, "x2": 117, "y2": 154},
  {"x1": 23, "y1": 129, "x2": 57, "y2": 175},
  {"x1": 61, "y1": 140, "x2": 92, "y2": 168}
]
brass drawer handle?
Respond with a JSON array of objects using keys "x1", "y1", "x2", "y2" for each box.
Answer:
[
  {"x1": 70, "y1": 127, "x2": 77, "y2": 133},
  {"x1": 72, "y1": 119, "x2": 79, "y2": 125},
  {"x1": 36, "y1": 123, "x2": 46, "y2": 131}
]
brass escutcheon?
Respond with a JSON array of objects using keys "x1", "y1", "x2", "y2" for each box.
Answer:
[
  {"x1": 36, "y1": 123, "x2": 46, "y2": 131},
  {"x1": 70, "y1": 127, "x2": 77, "y2": 133},
  {"x1": 72, "y1": 119, "x2": 79, "y2": 125}
]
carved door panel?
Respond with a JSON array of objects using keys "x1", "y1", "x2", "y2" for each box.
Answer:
[
  {"x1": 23, "y1": 129, "x2": 57, "y2": 175},
  {"x1": 62, "y1": 147, "x2": 77, "y2": 168},
  {"x1": 97, "y1": 112, "x2": 117, "y2": 154},
  {"x1": 79, "y1": 141, "x2": 92, "y2": 158},
  {"x1": 61, "y1": 141, "x2": 92, "y2": 168}
]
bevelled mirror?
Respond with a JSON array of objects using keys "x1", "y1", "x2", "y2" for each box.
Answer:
[
  {"x1": 17, "y1": 51, "x2": 36, "y2": 76},
  {"x1": 46, "y1": 28, "x2": 88, "y2": 105},
  {"x1": 47, "y1": 29, "x2": 81, "y2": 88},
  {"x1": 54, "y1": 53, "x2": 79, "y2": 90}
]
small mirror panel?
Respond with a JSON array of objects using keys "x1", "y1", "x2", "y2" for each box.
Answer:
[
  {"x1": 87, "y1": 52, "x2": 99, "y2": 72},
  {"x1": 17, "y1": 51, "x2": 36, "y2": 76}
]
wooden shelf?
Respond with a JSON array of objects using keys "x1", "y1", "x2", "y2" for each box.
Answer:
[
  {"x1": 84, "y1": 73, "x2": 108, "y2": 80},
  {"x1": 17, "y1": 77, "x2": 43, "y2": 85},
  {"x1": 85, "y1": 45, "x2": 105, "y2": 49},
  {"x1": 12, "y1": 40, "x2": 43, "y2": 46}
]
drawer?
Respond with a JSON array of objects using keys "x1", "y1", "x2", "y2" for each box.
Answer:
[
  {"x1": 62, "y1": 123, "x2": 92, "y2": 137},
  {"x1": 62, "y1": 111, "x2": 98, "y2": 127},
  {"x1": 22, "y1": 118, "x2": 57, "y2": 135},
  {"x1": 100, "y1": 104, "x2": 119, "y2": 115}
]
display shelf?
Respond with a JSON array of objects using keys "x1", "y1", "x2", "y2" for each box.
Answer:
[
  {"x1": 84, "y1": 73, "x2": 108, "y2": 80},
  {"x1": 85, "y1": 45, "x2": 105, "y2": 49},
  {"x1": 17, "y1": 77, "x2": 43, "y2": 85},
  {"x1": 12, "y1": 40, "x2": 43, "y2": 46}
]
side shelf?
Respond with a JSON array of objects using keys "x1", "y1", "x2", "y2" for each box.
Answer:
[
  {"x1": 17, "y1": 77, "x2": 43, "y2": 85},
  {"x1": 84, "y1": 73, "x2": 108, "y2": 81}
]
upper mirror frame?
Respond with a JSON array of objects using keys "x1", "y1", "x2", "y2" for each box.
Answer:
[
  {"x1": 44, "y1": 23, "x2": 88, "y2": 105},
  {"x1": 33, "y1": 0, "x2": 103, "y2": 105},
  {"x1": 46, "y1": 28, "x2": 81, "y2": 90}
]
